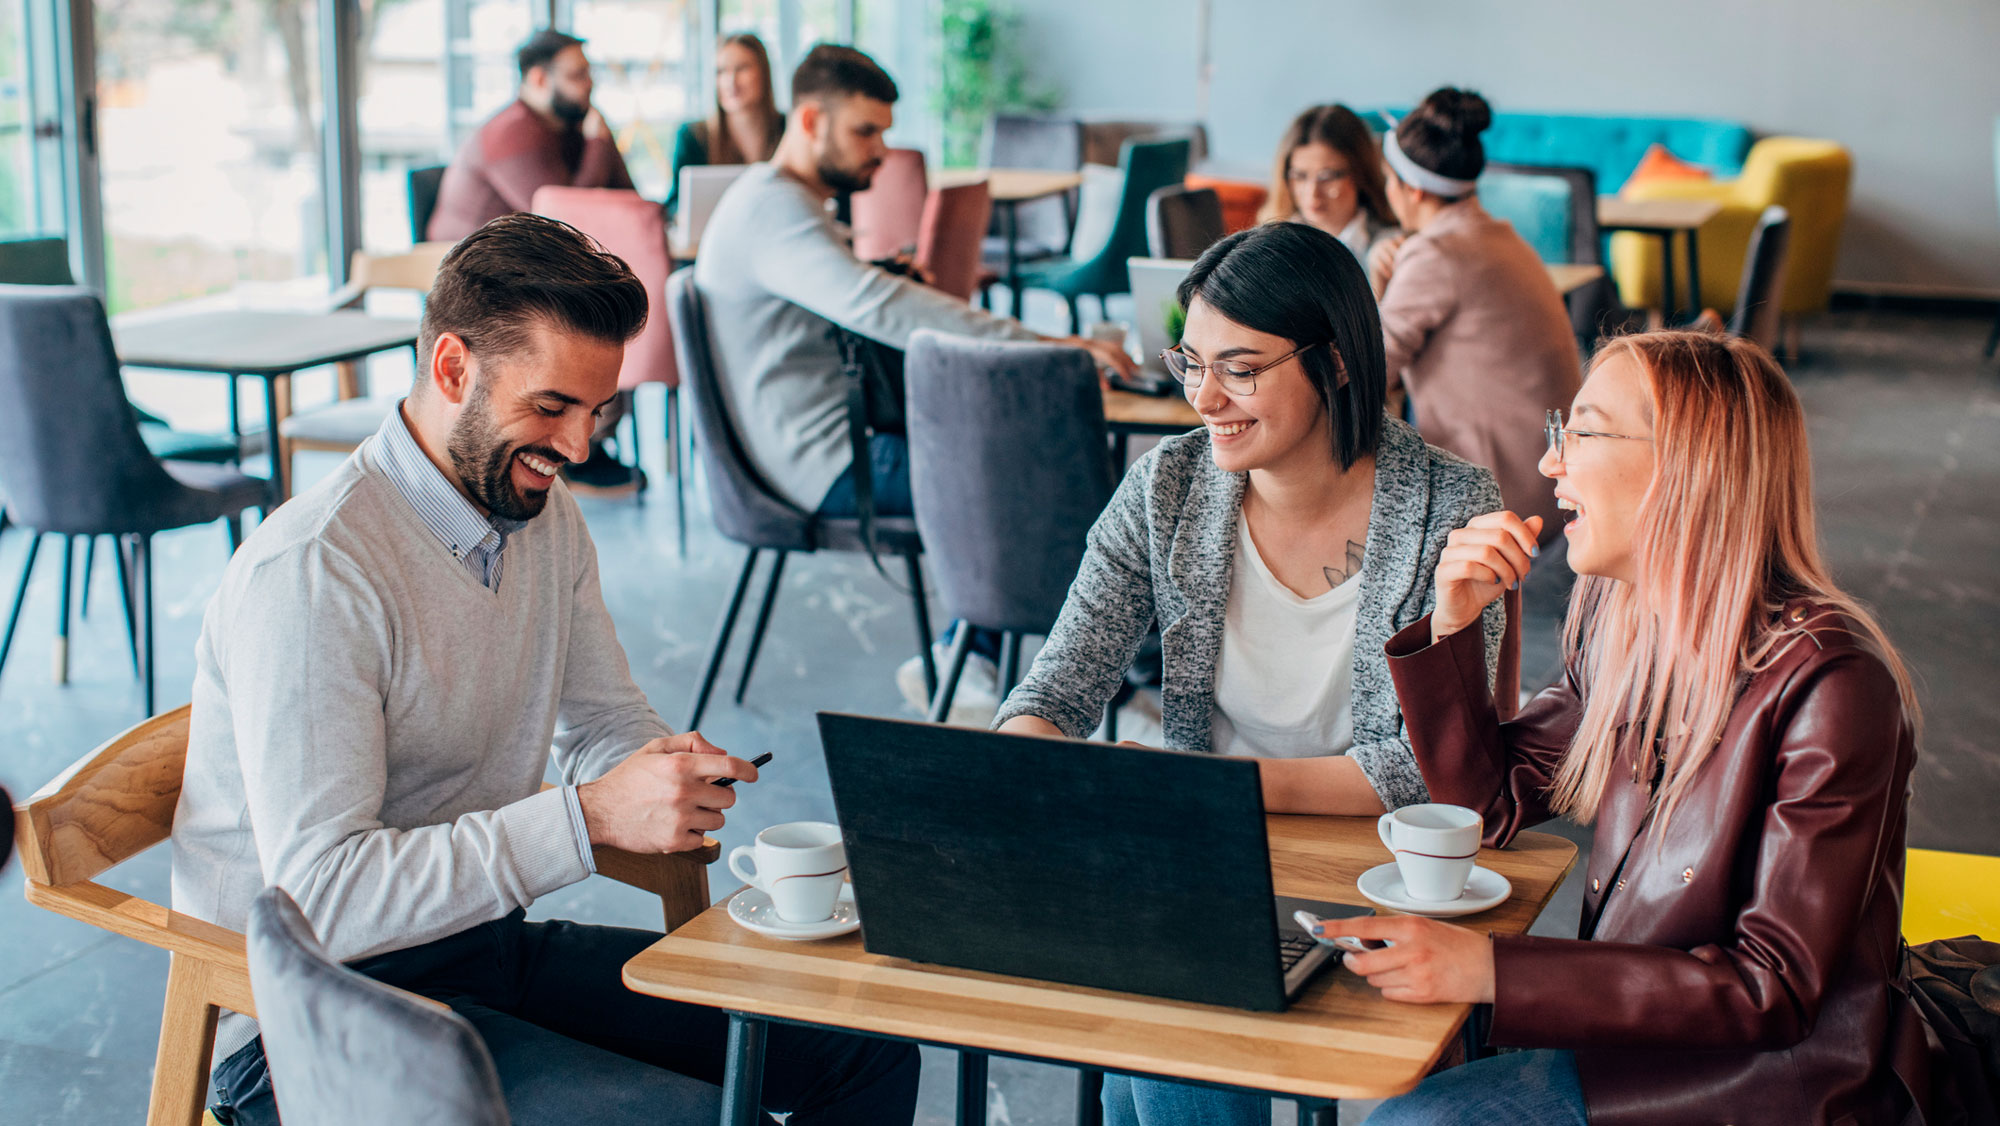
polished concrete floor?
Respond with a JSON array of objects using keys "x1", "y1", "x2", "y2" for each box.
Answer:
[{"x1": 1, "y1": 306, "x2": 1996, "y2": 1125}]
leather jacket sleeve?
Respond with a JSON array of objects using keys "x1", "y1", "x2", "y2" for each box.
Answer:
[{"x1": 1384, "y1": 615, "x2": 1580, "y2": 846}]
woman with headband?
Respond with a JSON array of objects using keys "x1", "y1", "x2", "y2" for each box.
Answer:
[{"x1": 1370, "y1": 88, "x2": 1578, "y2": 547}]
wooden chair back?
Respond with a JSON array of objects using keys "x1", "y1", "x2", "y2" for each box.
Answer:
[{"x1": 12, "y1": 705, "x2": 715, "y2": 1126}]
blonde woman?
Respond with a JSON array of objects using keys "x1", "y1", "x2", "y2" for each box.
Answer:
[
  {"x1": 666, "y1": 32, "x2": 784, "y2": 216},
  {"x1": 1309, "y1": 331, "x2": 1930, "y2": 1125},
  {"x1": 1259, "y1": 104, "x2": 1396, "y2": 263}
]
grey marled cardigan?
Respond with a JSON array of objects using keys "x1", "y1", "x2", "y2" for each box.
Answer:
[{"x1": 994, "y1": 415, "x2": 1505, "y2": 809}]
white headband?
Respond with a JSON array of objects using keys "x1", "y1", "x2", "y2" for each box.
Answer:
[{"x1": 1381, "y1": 126, "x2": 1477, "y2": 199}]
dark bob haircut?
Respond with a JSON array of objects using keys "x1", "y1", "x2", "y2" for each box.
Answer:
[
  {"x1": 790, "y1": 43, "x2": 898, "y2": 105},
  {"x1": 419, "y1": 213, "x2": 648, "y2": 365},
  {"x1": 517, "y1": 28, "x2": 585, "y2": 80},
  {"x1": 1175, "y1": 222, "x2": 1387, "y2": 469}
]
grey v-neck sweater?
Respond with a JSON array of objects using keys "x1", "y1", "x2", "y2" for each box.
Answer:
[{"x1": 172, "y1": 433, "x2": 670, "y2": 1056}]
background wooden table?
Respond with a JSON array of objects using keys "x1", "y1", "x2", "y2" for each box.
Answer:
[
  {"x1": 1595, "y1": 197, "x2": 1723, "y2": 320},
  {"x1": 934, "y1": 169, "x2": 1086, "y2": 319},
  {"x1": 625, "y1": 815, "x2": 1577, "y2": 1122}
]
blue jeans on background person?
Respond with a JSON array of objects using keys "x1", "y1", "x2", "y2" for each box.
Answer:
[
  {"x1": 1102, "y1": 1074, "x2": 1272, "y2": 1126},
  {"x1": 209, "y1": 911, "x2": 919, "y2": 1126},
  {"x1": 1363, "y1": 1049, "x2": 1586, "y2": 1125},
  {"x1": 816, "y1": 433, "x2": 913, "y2": 518}
]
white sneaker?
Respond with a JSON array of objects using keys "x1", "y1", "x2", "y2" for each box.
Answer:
[{"x1": 897, "y1": 643, "x2": 1001, "y2": 727}]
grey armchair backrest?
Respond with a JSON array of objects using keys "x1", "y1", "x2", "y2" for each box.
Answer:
[
  {"x1": 1729, "y1": 206, "x2": 1791, "y2": 352},
  {"x1": 983, "y1": 113, "x2": 1084, "y2": 253},
  {"x1": 1145, "y1": 186, "x2": 1224, "y2": 260},
  {"x1": 0, "y1": 237, "x2": 75, "y2": 285},
  {"x1": 904, "y1": 331, "x2": 1114, "y2": 636},
  {"x1": 1486, "y1": 161, "x2": 1601, "y2": 265},
  {"x1": 0, "y1": 286, "x2": 191, "y2": 534},
  {"x1": 247, "y1": 888, "x2": 509, "y2": 1126},
  {"x1": 663, "y1": 268, "x2": 814, "y2": 551}
]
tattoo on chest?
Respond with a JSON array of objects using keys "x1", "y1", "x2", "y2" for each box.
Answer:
[{"x1": 1323, "y1": 540, "x2": 1366, "y2": 590}]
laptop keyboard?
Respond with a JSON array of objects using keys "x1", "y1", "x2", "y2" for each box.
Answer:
[{"x1": 1278, "y1": 933, "x2": 1320, "y2": 971}]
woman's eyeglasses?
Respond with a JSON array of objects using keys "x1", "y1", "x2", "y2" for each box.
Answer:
[
  {"x1": 1544, "y1": 408, "x2": 1653, "y2": 461},
  {"x1": 1161, "y1": 343, "x2": 1322, "y2": 397},
  {"x1": 1286, "y1": 169, "x2": 1352, "y2": 189}
]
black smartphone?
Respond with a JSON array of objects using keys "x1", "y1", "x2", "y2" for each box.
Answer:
[{"x1": 712, "y1": 751, "x2": 772, "y2": 788}]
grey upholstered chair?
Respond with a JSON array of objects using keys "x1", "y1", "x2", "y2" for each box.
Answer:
[
  {"x1": 1145, "y1": 185, "x2": 1224, "y2": 260},
  {"x1": 409, "y1": 164, "x2": 449, "y2": 243},
  {"x1": 247, "y1": 887, "x2": 510, "y2": 1126},
  {"x1": 665, "y1": 268, "x2": 937, "y2": 728},
  {"x1": 0, "y1": 286, "x2": 265, "y2": 715},
  {"x1": 980, "y1": 113, "x2": 1084, "y2": 264},
  {"x1": 1728, "y1": 206, "x2": 1792, "y2": 354},
  {"x1": 904, "y1": 330, "x2": 1116, "y2": 719}
]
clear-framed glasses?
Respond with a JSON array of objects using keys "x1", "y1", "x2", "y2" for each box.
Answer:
[
  {"x1": 1162, "y1": 342, "x2": 1321, "y2": 396},
  {"x1": 1544, "y1": 408, "x2": 1654, "y2": 462},
  {"x1": 1286, "y1": 168, "x2": 1352, "y2": 190}
]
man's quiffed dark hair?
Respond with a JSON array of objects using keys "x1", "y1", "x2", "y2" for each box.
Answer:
[
  {"x1": 517, "y1": 28, "x2": 585, "y2": 79},
  {"x1": 419, "y1": 213, "x2": 647, "y2": 366},
  {"x1": 790, "y1": 44, "x2": 898, "y2": 105},
  {"x1": 1177, "y1": 222, "x2": 1387, "y2": 469}
]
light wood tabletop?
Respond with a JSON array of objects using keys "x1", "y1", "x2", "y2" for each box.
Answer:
[
  {"x1": 625, "y1": 815, "x2": 1578, "y2": 1104},
  {"x1": 1595, "y1": 196, "x2": 1722, "y2": 232},
  {"x1": 1545, "y1": 262, "x2": 1605, "y2": 296},
  {"x1": 1102, "y1": 385, "x2": 1199, "y2": 433},
  {"x1": 934, "y1": 168, "x2": 1085, "y2": 204}
]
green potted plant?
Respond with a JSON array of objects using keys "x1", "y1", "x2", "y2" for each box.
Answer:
[{"x1": 934, "y1": 0, "x2": 1061, "y2": 168}]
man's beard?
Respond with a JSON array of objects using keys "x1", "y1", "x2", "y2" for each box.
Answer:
[
  {"x1": 549, "y1": 90, "x2": 589, "y2": 126},
  {"x1": 447, "y1": 381, "x2": 563, "y2": 521},
  {"x1": 817, "y1": 148, "x2": 879, "y2": 194}
]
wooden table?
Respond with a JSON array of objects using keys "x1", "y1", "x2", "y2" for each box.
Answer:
[
  {"x1": 625, "y1": 815, "x2": 1578, "y2": 1124},
  {"x1": 1102, "y1": 385, "x2": 1198, "y2": 463},
  {"x1": 935, "y1": 168, "x2": 1086, "y2": 320},
  {"x1": 114, "y1": 309, "x2": 420, "y2": 502},
  {"x1": 1595, "y1": 197, "x2": 1722, "y2": 321},
  {"x1": 1545, "y1": 262, "x2": 1605, "y2": 297}
]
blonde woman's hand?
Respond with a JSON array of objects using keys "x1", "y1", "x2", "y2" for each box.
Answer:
[
  {"x1": 1309, "y1": 914, "x2": 1496, "y2": 1004},
  {"x1": 1432, "y1": 511, "x2": 1542, "y2": 643}
]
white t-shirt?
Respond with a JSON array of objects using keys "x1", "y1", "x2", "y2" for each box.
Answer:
[{"x1": 1210, "y1": 513, "x2": 1362, "y2": 759}]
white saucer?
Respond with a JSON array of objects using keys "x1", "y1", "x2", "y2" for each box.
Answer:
[
  {"x1": 727, "y1": 885, "x2": 860, "y2": 941},
  {"x1": 1357, "y1": 862, "x2": 1512, "y2": 918}
]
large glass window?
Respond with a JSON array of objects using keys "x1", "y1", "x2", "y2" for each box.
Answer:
[
  {"x1": 571, "y1": 0, "x2": 697, "y2": 200},
  {"x1": 1, "y1": 0, "x2": 61, "y2": 238}
]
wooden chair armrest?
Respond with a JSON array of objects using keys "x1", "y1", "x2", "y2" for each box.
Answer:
[{"x1": 25, "y1": 879, "x2": 258, "y2": 1016}]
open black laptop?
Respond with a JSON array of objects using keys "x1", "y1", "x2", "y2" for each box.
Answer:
[{"x1": 816, "y1": 713, "x2": 1371, "y2": 1011}]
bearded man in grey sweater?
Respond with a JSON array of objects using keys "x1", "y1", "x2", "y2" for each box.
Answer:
[{"x1": 172, "y1": 215, "x2": 917, "y2": 1125}]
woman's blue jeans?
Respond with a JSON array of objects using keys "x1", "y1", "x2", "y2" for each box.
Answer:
[{"x1": 1101, "y1": 1050, "x2": 1586, "y2": 1126}]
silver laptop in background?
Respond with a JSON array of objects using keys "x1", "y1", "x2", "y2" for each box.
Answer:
[
  {"x1": 1127, "y1": 257, "x2": 1196, "y2": 377},
  {"x1": 673, "y1": 164, "x2": 752, "y2": 251}
]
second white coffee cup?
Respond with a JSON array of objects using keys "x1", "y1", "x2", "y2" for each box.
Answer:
[
  {"x1": 728, "y1": 821, "x2": 848, "y2": 923},
  {"x1": 1377, "y1": 803, "x2": 1483, "y2": 902}
]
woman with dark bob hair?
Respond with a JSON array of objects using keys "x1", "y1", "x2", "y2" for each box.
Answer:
[{"x1": 995, "y1": 221, "x2": 1509, "y2": 1125}]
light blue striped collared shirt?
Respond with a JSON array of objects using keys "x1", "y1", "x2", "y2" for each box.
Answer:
[{"x1": 375, "y1": 404, "x2": 596, "y2": 872}]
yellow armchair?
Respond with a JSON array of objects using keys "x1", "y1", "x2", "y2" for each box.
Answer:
[{"x1": 1611, "y1": 137, "x2": 1853, "y2": 317}]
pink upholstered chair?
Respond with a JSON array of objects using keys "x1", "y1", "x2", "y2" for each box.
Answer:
[
  {"x1": 530, "y1": 186, "x2": 686, "y2": 552},
  {"x1": 915, "y1": 180, "x2": 994, "y2": 303},
  {"x1": 849, "y1": 148, "x2": 928, "y2": 262}
]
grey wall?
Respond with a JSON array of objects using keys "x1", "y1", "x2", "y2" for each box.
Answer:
[{"x1": 1013, "y1": 0, "x2": 2000, "y2": 295}]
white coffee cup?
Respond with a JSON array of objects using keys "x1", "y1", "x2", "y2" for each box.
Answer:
[
  {"x1": 728, "y1": 821, "x2": 848, "y2": 923},
  {"x1": 1377, "y1": 804, "x2": 1482, "y2": 902}
]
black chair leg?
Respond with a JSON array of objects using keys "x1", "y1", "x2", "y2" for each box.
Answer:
[
  {"x1": 54, "y1": 535, "x2": 74, "y2": 685},
  {"x1": 114, "y1": 536, "x2": 139, "y2": 675},
  {"x1": 1986, "y1": 313, "x2": 2000, "y2": 359},
  {"x1": 996, "y1": 631, "x2": 1020, "y2": 698},
  {"x1": 79, "y1": 534, "x2": 97, "y2": 618},
  {"x1": 0, "y1": 531, "x2": 45, "y2": 683},
  {"x1": 688, "y1": 548, "x2": 761, "y2": 730},
  {"x1": 903, "y1": 551, "x2": 936, "y2": 698},
  {"x1": 732, "y1": 550, "x2": 788, "y2": 705},
  {"x1": 134, "y1": 533, "x2": 154, "y2": 716},
  {"x1": 1064, "y1": 294, "x2": 1081, "y2": 335},
  {"x1": 1074, "y1": 1068, "x2": 1105, "y2": 1126},
  {"x1": 668, "y1": 386, "x2": 686, "y2": 558},
  {"x1": 225, "y1": 514, "x2": 242, "y2": 554},
  {"x1": 927, "y1": 623, "x2": 976, "y2": 724}
]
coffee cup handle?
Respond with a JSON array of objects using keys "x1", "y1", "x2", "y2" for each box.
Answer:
[
  {"x1": 1377, "y1": 812, "x2": 1397, "y2": 855},
  {"x1": 727, "y1": 846, "x2": 762, "y2": 891}
]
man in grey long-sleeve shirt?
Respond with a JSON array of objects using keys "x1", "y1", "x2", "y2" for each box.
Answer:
[
  {"x1": 173, "y1": 215, "x2": 917, "y2": 1126},
  {"x1": 694, "y1": 44, "x2": 1134, "y2": 515}
]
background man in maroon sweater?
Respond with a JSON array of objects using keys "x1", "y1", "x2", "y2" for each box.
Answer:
[{"x1": 429, "y1": 29, "x2": 643, "y2": 494}]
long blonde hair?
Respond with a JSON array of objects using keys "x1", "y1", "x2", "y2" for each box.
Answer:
[
  {"x1": 704, "y1": 33, "x2": 783, "y2": 165},
  {"x1": 1550, "y1": 331, "x2": 1919, "y2": 829}
]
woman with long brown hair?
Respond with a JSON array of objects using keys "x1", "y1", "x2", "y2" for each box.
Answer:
[
  {"x1": 1309, "y1": 330, "x2": 1931, "y2": 1125},
  {"x1": 1259, "y1": 104, "x2": 1396, "y2": 263},
  {"x1": 666, "y1": 32, "x2": 784, "y2": 216}
]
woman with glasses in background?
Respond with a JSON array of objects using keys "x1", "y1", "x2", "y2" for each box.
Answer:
[
  {"x1": 665, "y1": 32, "x2": 784, "y2": 218},
  {"x1": 995, "y1": 221, "x2": 1509, "y2": 1126},
  {"x1": 1370, "y1": 87, "x2": 1578, "y2": 546},
  {"x1": 1310, "y1": 329, "x2": 1931, "y2": 1126},
  {"x1": 1259, "y1": 104, "x2": 1398, "y2": 264}
]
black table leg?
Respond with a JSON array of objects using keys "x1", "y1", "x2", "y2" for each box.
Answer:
[
  {"x1": 720, "y1": 1012, "x2": 766, "y2": 1126},
  {"x1": 1298, "y1": 1098, "x2": 1338, "y2": 1125},
  {"x1": 1003, "y1": 202, "x2": 1022, "y2": 320},
  {"x1": 957, "y1": 1051, "x2": 989, "y2": 1126},
  {"x1": 1111, "y1": 431, "x2": 1130, "y2": 467},
  {"x1": 262, "y1": 373, "x2": 289, "y2": 504},
  {"x1": 1658, "y1": 231, "x2": 1678, "y2": 323},
  {"x1": 1074, "y1": 1068, "x2": 1105, "y2": 1125},
  {"x1": 1684, "y1": 230, "x2": 1703, "y2": 317}
]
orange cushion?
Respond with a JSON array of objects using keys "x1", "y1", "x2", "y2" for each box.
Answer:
[
  {"x1": 1620, "y1": 144, "x2": 1715, "y2": 194},
  {"x1": 1185, "y1": 175, "x2": 1269, "y2": 235}
]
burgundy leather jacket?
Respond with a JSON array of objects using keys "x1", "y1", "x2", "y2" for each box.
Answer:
[{"x1": 1386, "y1": 599, "x2": 1932, "y2": 1125}]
